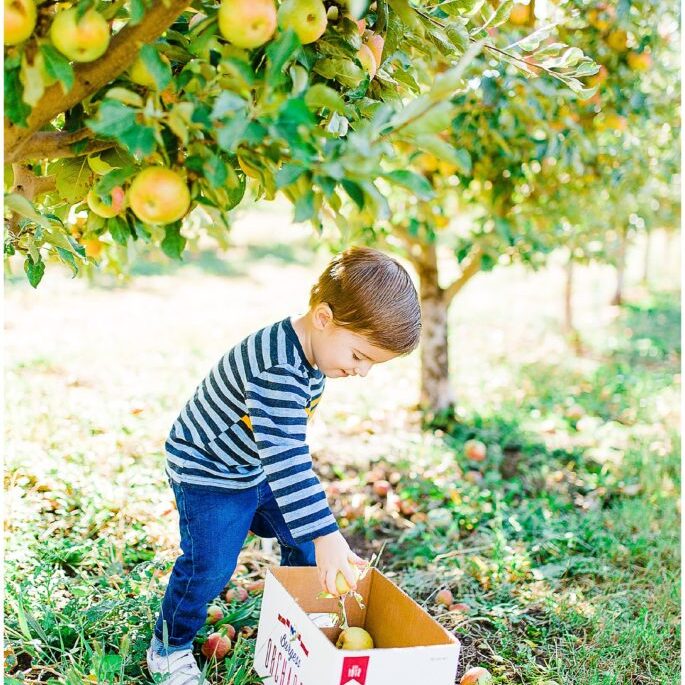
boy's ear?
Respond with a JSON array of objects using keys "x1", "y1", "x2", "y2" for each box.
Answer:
[{"x1": 313, "y1": 303, "x2": 333, "y2": 329}]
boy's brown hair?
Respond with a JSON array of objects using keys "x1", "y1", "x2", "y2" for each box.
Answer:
[{"x1": 309, "y1": 246, "x2": 421, "y2": 355}]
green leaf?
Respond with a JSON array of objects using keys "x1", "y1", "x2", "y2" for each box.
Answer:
[
  {"x1": 129, "y1": 0, "x2": 146, "y2": 23},
  {"x1": 304, "y1": 84, "x2": 346, "y2": 114},
  {"x1": 161, "y1": 223, "x2": 186, "y2": 260},
  {"x1": 4, "y1": 193, "x2": 52, "y2": 228},
  {"x1": 211, "y1": 92, "x2": 247, "y2": 119},
  {"x1": 216, "y1": 117, "x2": 250, "y2": 153},
  {"x1": 341, "y1": 179, "x2": 365, "y2": 209},
  {"x1": 440, "y1": 0, "x2": 482, "y2": 15},
  {"x1": 138, "y1": 44, "x2": 172, "y2": 91},
  {"x1": 415, "y1": 135, "x2": 472, "y2": 175},
  {"x1": 53, "y1": 158, "x2": 93, "y2": 204},
  {"x1": 266, "y1": 29, "x2": 301, "y2": 87},
  {"x1": 276, "y1": 164, "x2": 306, "y2": 189},
  {"x1": 486, "y1": 0, "x2": 513, "y2": 28},
  {"x1": 87, "y1": 156, "x2": 115, "y2": 176},
  {"x1": 224, "y1": 171, "x2": 247, "y2": 210},
  {"x1": 445, "y1": 22, "x2": 469, "y2": 53},
  {"x1": 293, "y1": 189, "x2": 315, "y2": 222},
  {"x1": 96, "y1": 166, "x2": 136, "y2": 195},
  {"x1": 107, "y1": 215, "x2": 130, "y2": 245},
  {"x1": 87, "y1": 100, "x2": 137, "y2": 137},
  {"x1": 387, "y1": 0, "x2": 425, "y2": 35},
  {"x1": 508, "y1": 24, "x2": 556, "y2": 53},
  {"x1": 203, "y1": 151, "x2": 228, "y2": 187},
  {"x1": 40, "y1": 44, "x2": 75, "y2": 94},
  {"x1": 104, "y1": 87, "x2": 144, "y2": 107},
  {"x1": 119, "y1": 125, "x2": 156, "y2": 157},
  {"x1": 384, "y1": 170, "x2": 435, "y2": 200},
  {"x1": 24, "y1": 255, "x2": 45, "y2": 288},
  {"x1": 5, "y1": 66, "x2": 31, "y2": 126},
  {"x1": 56, "y1": 246, "x2": 79, "y2": 276},
  {"x1": 313, "y1": 58, "x2": 365, "y2": 88},
  {"x1": 20, "y1": 52, "x2": 46, "y2": 107}
]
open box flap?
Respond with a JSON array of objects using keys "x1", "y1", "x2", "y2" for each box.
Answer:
[{"x1": 268, "y1": 567, "x2": 458, "y2": 650}]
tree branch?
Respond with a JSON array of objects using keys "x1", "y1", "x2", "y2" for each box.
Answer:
[
  {"x1": 11, "y1": 164, "x2": 57, "y2": 200},
  {"x1": 444, "y1": 245, "x2": 482, "y2": 303},
  {"x1": 5, "y1": 0, "x2": 189, "y2": 159},
  {"x1": 6, "y1": 128, "x2": 115, "y2": 162}
]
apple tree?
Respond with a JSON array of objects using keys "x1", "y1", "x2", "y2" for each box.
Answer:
[
  {"x1": 5, "y1": 0, "x2": 595, "y2": 288},
  {"x1": 323, "y1": 0, "x2": 679, "y2": 413}
]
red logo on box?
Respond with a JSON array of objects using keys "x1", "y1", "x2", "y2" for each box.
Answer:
[{"x1": 340, "y1": 656, "x2": 370, "y2": 685}]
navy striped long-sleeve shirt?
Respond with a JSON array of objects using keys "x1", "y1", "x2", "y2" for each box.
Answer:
[{"x1": 165, "y1": 316, "x2": 339, "y2": 543}]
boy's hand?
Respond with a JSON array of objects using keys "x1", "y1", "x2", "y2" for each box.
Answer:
[{"x1": 313, "y1": 531, "x2": 367, "y2": 596}]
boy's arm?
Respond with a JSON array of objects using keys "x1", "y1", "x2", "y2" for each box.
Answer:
[{"x1": 244, "y1": 365, "x2": 339, "y2": 544}]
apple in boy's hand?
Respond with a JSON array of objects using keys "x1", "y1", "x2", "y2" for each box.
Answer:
[
  {"x1": 335, "y1": 566, "x2": 359, "y2": 595},
  {"x1": 460, "y1": 667, "x2": 493, "y2": 684},
  {"x1": 335, "y1": 626, "x2": 374, "y2": 650}
]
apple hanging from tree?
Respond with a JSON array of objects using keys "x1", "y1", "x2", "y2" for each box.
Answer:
[
  {"x1": 50, "y1": 8, "x2": 110, "y2": 62},
  {"x1": 365, "y1": 33, "x2": 384, "y2": 68},
  {"x1": 4, "y1": 0, "x2": 36, "y2": 45},
  {"x1": 128, "y1": 167, "x2": 191, "y2": 225},
  {"x1": 86, "y1": 186, "x2": 126, "y2": 218},
  {"x1": 356, "y1": 44, "x2": 377, "y2": 78},
  {"x1": 278, "y1": 0, "x2": 327, "y2": 44},
  {"x1": 218, "y1": 0, "x2": 277, "y2": 49}
]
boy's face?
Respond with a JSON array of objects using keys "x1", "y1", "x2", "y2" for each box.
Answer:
[{"x1": 311, "y1": 305, "x2": 399, "y2": 378}]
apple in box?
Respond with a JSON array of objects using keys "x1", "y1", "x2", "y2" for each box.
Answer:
[{"x1": 254, "y1": 566, "x2": 461, "y2": 685}]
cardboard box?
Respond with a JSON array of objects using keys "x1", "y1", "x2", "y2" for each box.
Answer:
[{"x1": 254, "y1": 567, "x2": 461, "y2": 685}]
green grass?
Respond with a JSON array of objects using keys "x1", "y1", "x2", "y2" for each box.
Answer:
[{"x1": 4, "y1": 254, "x2": 680, "y2": 684}]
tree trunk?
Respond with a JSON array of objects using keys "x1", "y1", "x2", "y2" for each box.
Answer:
[
  {"x1": 416, "y1": 243, "x2": 454, "y2": 415},
  {"x1": 564, "y1": 256, "x2": 574, "y2": 333},
  {"x1": 642, "y1": 230, "x2": 651, "y2": 285},
  {"x1": 564, "y1": 255, "x2": 583, "y2": 354},
  {"x1": 611, "y1": 230, "x2": 627, "y2": 306}
]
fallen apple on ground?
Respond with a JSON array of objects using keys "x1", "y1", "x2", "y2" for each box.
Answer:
[
  {"x1": 435, "y1": 588, "x2": 454, "y2": 607},
  {"x1": 335, "y1": 626, "x2": 374, "y2": 650},
  {"x1": 225, "y1": 585, "x2": 248, "y2": 602},
  {"x1": 372, "y1": 479, "x2": 391, "y2": 496},
  {"x1": 464, "y1": 439, "x2": 487, "y2": 462},
  {"x1": 449, "y1": 603, "x2": 471, "y2": 613},
  {"x1": 460, "y1": 666, "x2": 493, "y2": 684},
  {"x1": 201, "y1": 632, "x2": 231, "y2": 660},
  {"x1": 206, "y1": 604, "x2": 224, "y2": 624}
]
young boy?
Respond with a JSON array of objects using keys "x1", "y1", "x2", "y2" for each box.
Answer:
[{"x1": 147, "y1": 246, "x2": 421, "y2": 683}]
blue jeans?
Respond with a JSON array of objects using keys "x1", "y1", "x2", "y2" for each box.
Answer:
[{"x1": 152, "y1": 477, "x2": 316, "y2": 655}]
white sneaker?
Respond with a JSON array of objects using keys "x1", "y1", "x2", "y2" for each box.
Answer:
[{"x1": 146, "y1": 646, "x2": 205, "y2": 684}]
